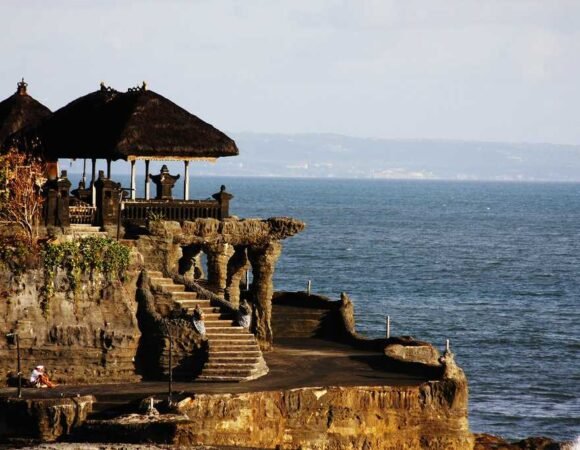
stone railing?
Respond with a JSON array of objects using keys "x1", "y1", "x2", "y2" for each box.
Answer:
[
  {"x1": 122, "y1": 199, "x2": 222, "y2": 225},
  {"x1": 121, "y1": 186, "x2": 233, "y2": 226}
]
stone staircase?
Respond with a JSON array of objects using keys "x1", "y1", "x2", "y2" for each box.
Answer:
[
  {"x1": 148, "y1": 271, "x2": 268, "y2": 382},
  {"x1": 67, "y1": 224, "x2": 109, "y2": 239}
]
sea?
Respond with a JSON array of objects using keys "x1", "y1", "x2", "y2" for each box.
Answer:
[{"x1": 75, "y1": 173, "x2": 580, "y2": 442}]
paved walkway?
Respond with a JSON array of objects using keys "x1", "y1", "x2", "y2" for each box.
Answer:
[{"x1": 0, "y1": 338, "x2": 429, "y2": 405}]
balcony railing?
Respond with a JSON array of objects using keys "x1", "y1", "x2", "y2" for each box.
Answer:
[{"x1": 122, "y1": 199, "x2": 223, "y2": 225}]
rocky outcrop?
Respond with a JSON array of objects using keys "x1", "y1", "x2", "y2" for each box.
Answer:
[
  {"x1": 0, "y1": 395, "x2": 94, "y2": 442},
  {"x1": 474, "y1": 433, "x2": 566, "y2": 449},
  {"x1": 177, "y1": 217, "x2": 305, "y2": 247}
]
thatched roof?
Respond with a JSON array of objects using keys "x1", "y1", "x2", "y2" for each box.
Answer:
[
  {"x1": 0, "y1": 80, "x2": 52, "y2": 150},
  {"x1": 35, "y1": 83, "x2": 239, "y2": 161}
]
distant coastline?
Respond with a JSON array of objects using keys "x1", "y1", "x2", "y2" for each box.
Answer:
[{"x1": 60, "y1": 132, "x2": 580, "y2": 183}]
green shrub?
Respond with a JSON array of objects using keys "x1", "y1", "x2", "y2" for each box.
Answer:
[{"x1": 41, "y1": 236, "x2": 131, "y2": 311}]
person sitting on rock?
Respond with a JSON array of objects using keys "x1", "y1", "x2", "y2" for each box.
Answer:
[
  {"x1": 29, "y1": 365, "x2": 55, "y2": 388},
  {"x1": 237, "y1": 299, "x2": 252, "y2": 329},
  {"x1": 192, "y1": 304, "x2": 206, "y2": 336}
]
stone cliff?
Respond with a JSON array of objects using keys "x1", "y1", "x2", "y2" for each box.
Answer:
[
  {"x1": 175, "y1": 382, "x2": 473, "y2": 449},
  {"x1": 0, "y1": 263, "x2": 142, "y2": 385}
]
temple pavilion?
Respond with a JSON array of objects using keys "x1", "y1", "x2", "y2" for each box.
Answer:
[{"x1": 13, "y1": 82, "x2": 238, "y2": 229}]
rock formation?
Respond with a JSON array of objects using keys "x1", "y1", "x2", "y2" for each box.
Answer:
[{"x1": 138, "y1": 217, "x2": 305, "y2": 350}]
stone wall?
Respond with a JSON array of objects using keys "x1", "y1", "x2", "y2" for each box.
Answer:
[
  {"x1": 0, "y1": 260, "x2": 142, "y2": 385},
  {"x1": 272, "y1": 291, "x2": 351, "y2": 339},
  {"x1": 175, "y1": 380, "x2": 473, "y2": 449}
]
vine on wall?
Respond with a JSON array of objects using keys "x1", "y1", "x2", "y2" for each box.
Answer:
[{"x1": 41, "y1": 236, "x2": 131, "y2": 312}]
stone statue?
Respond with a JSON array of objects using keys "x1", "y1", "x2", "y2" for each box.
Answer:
[{"x1": 149, "y1": 165, "x2": 180, "y2": 200}]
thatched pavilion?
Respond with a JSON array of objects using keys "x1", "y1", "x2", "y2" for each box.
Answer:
[
  {"x1": 0, "y1": 79, "x2": 51, "y2": 151},
  {"x1": 36, "y1": 82, "x2": 237, "y2": 199},
  {"x1": 32, "y1": 83, "x2": 238, "y2": 227}
]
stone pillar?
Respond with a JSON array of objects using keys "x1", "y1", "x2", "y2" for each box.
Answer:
[
  {"x1": 212, "y1": 185, "x2": 233, "y2": 219},
  {"x1": 130, "y1": 160, "x2": 136, "y2": 200},
  {"x1": 225, "y1": 246, "x2": 249, "y2": 307},
  {"x1": 43, "y1": 170, "x2": 71, "y2": 227},
  {"x1": 205, "y1": 243, "x2": 235, "y2": 293},
  {"x1": 91, "y1": 158, "x2": 96, "y2": 206},
  {"x1": 247, "y1": 241, "x2": 282, "y2": 351},
  {"x1": 144, "y1": 160, "x2": 150, "y2": 200},
  {"x1": 94, "y1": 170, "x2": 121, "y2": 227},
  {"x1": 184, "y1": 160, "x2": 190, "y2": 200}
]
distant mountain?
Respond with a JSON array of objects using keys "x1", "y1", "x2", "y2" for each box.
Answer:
[
  {"x1": 67, "y1": 133, "x2": 580, "y2": 182},
  {"x1": 183, "y1": 133, "x2": 580, "y2": 182}
]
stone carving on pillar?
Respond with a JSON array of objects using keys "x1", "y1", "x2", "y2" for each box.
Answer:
[
  {"x1": 247, "y1": 241, "x2": 282, "y2": 352},
  {"x1": 204, "y1": 243, "x2": 235, "y2": 294},
  {"x1": 149, "y1": 165, "x2": 180, "y2": 200},
  {"x1": 225, "y1": 246, "x2": 249, "y2": 307}
]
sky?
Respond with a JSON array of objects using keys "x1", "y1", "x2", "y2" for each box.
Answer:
[{"x1": 1, "y1": 0, "x2": 579, "y2": 145}]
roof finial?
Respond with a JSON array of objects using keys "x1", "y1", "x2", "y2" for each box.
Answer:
[
  {"x1": 17, "y1": 78, "x2": 28, "y2": 95},
  {"x1": 127, "y1": 81, "x2": 147, "y2": 93}
]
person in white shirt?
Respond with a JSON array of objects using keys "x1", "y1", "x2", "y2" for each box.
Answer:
[{"x1": 29, "y1": 365, "x2": 55, "y2": 388}]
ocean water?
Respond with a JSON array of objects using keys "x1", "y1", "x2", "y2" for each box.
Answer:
[{"x1": 73, "y1": 173, "x2": 579, "y2": 441}]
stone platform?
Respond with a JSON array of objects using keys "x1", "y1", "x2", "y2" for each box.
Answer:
[{"x1": 0, "y1": 338, "x2": 429, "y2": 405}]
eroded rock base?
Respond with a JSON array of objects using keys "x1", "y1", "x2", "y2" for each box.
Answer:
[{"x1": 74, "y1": 382, "x2": 473, "y2": 449}]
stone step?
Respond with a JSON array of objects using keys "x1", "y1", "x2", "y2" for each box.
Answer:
[
  {"x1": 204, "y1": 362, "x2": 258, "y2": 370},
  {"x1": 205, "y1": 333, "x2": 255, "y2": 340},
  {"x1": 70, "y1": 225, "x2": 101, "y2": 232},
  {"x1": 171, "y1": 292, "x2": 198, "y2": 300},
  {"x1": 199, "y1": 307, "x2": 222, "y2": 314},
  {"x1": 70, "y1": 231, "x2": 108, "y2": 236},
  {"x1": 62, "y1": 232, "x2": 109, "y2": 241},
  {"x1": 148, "y1": 270, "x2": 164, "y2": 277},
  {"x1": 175, "y1": 299, "x2": 211, "y2": 308},
  {"x1": 209, "y1": 344, "x2": 260, "y2": 352},
  {"x1": 204, "y1": 322, "x2": 240, "y2": 329},
  {"x1": 202, "y1": 313, "x2": 235, "y2": 320},
  {"x1": 208, "y1": 350, "x2": 262, "y2": 357},
  {"x1": 207, "y1": 357, "x2": 261, "y2": 364},
  {"x1": 151, "y1": 281, "x2": 186, "y2": 292},
  {"x1": 200, "y1": 368, "x2": 257, "y2": 377},
  {"x1": 196, "y1": 375, "x2": 248, "y2": 382}
]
